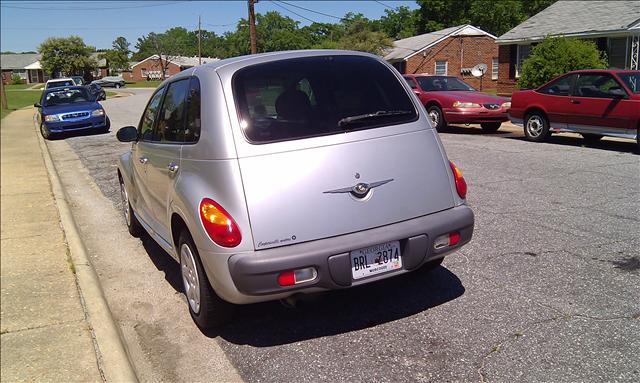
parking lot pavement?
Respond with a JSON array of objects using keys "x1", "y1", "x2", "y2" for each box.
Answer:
[{"x1": 45, "y1": 91, "x2": 639, "y2": 382}]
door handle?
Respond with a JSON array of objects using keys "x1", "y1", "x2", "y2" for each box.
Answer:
[
  {"x1": 138, "y1": 156, "x2": 148, "y2": 164},
  {"x1": 168, "y1": 162, "x2": 179, "y2": 172},
  {"x1": 570, "y1": 99, "x2": 581, "y2": 104}
]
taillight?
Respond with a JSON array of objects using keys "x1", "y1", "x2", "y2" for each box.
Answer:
[
  {"x1": 449, "y1": 161, "x2": 467, "y2": 199},
  {"x1": 199, "y1": 198, "x2": 241, "y2": 247},
  {"x1": 277, "y1": 268, "x2": 318, "y2": 286},
  {"x1": 434, "y1": 231, "x2": 460, "y2": 250}
]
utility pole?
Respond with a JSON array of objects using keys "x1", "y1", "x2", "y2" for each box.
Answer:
[
  {"x1": 198, "y1": 15, "x2": 202, "y2": 65},
  {"x1": 248, "y1": 0, "x2": 257, "y2": 54},
  {"x1": 0, "y1": 77, "x2": 7, "y2": 110}
]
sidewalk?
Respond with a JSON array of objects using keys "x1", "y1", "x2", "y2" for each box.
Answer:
[{"x1": 0, "y1": 109, "x2": 133, "y2": 382}]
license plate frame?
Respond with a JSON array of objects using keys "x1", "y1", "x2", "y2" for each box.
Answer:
[{"x1": 350, "y1": 241, "x2": 402, "y2": 280}]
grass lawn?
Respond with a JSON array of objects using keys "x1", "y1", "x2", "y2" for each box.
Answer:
[
  {"x1": 125, "y1": 80, "x2": 161, "y2": 88},
  {"x1": 106, "y1": 91, "x2": 118, "y2": 98},
  {"x1": 1, "y1": 89, "x2": 42, "y2": 120},
  {"x1": 5, "y1": 83, "x2": 42, "y2": 90}
]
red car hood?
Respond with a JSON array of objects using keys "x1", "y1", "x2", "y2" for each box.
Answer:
[{"x1": 431, "y1": 91, "x2": 508, "y2": 104}]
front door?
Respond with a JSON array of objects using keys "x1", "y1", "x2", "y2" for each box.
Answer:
[
  {"x1": 144, "y1": 78, "x2": 192, "y2": 244},
  {"x1": 567, "y1": 72, "x2": 635, "y2": 133},
  {"x1": 133, "y1": 86, "x2": 166, "y2": 230}
]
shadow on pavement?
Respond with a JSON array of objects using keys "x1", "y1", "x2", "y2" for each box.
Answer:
[
  {"x1": 506, "y1": 135, "x2": 637, "y2": 154},
  {"x1": 213, "y1": 266, "x2": 464, "y2": 346},
  {"x1": 440, "y1": 125, "x2": 514, "y2": 136},
  {"x1": 47, "y1": 128, "x2": 110, "y2": 140},
  {"x1": 134, "y1": 225, "x2": 465, "y2": 346}
]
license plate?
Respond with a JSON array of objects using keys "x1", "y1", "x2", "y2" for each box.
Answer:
[{"x1": 350, "y1": 241, "x2": 402, "y2": 280}]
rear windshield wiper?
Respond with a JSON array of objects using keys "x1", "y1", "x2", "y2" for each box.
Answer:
[{"x1": 338, "y1": 110, "x2": 413, "y2": 128}]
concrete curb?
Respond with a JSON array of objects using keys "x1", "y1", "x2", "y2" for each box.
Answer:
[{"x1": 35, "y1": 121, "x2": 138, "y2": 382}]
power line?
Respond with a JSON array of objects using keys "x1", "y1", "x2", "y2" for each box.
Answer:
[
  {"x1": 374, "y1": 1, "x2": 396, "y2": 11},
  {"x1": 270, "y1": 1, "x2": 319, "y2": 24},
  {"x1": 276, "y1": 0, "x2": 343, "y2": 20},
  {"x1": 0, "y1": 1, "x2": 188, "y2": 11}
]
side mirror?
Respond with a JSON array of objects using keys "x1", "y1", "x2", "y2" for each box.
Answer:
[
  {"x1": 116, "y1": 126, "x2": 138, "y2": 142},
  {"x1": 34, "y1": 102, "x2": 41, "y2": 108}
]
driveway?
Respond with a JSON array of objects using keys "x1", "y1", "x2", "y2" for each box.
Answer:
[{"x1": 45, "y1": 91, "x2": 640, "y2": 382}]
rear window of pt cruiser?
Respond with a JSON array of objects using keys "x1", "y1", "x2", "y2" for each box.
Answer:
[{"x1": 233, "y1": 55, "x2": 418, "y2": 144}]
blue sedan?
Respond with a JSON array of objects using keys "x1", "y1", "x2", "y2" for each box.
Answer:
[{"x1": 35, "y1": 86, "x2": 110, "y2": 139}]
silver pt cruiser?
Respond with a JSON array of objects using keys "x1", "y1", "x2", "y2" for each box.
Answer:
[{"x1": 116, "y1": 50, "x2": 474, "y2": 329}]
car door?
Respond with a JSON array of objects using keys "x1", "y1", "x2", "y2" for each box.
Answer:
[
  {"x1": 144, "y1": 78, "x2": 191, "y2": 244},
  {"x1": 535, "y1": 74, "x2": 576, "y2": 130},
  {"x1": 567, "y1": 72, "x2": 634, "y2": 133},
  {"x1": 403, "y1": 76, "x2": 426, "y2": 103},
  {"x1": 131, "y1": 86, "x2": 166, "y2": 230}
]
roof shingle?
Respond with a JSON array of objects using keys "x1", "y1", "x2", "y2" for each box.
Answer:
[{"x1": 497, "y1": 1, "x2": 640, "y2": 43}]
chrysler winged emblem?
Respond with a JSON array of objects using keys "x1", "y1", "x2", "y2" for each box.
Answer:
[{"x1": 324, "y1": 178, "x2": 394, "y2": 199}]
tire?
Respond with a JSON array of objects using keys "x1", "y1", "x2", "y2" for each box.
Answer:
[
  {"x1": 100, "y1": 117, "x2": 111, "y2": 133},
  {"x1": 40, "y1": 123, "x2": 52, "y2": 140},
  {"x1": 119, "y1": 178, "x2": 142, "y2": 237},
  {"x1": 427, "y1": 105, "x2": 446, "y2": 132},
  {"x1": 179, "y1": 230, "x2": 235, "y2": 329},
  {"x1": 581, "y1": 133, "x2": 603, "y2": 143},
  {"x1": 524, "y1": 111, "x2": 550, "y2": 142},
  {"x1": 115, "y1": 83, "x2": 121, "y2": 89},
  {"x1": 481, "y1": 122, "x2": 502, "y2": 132}
]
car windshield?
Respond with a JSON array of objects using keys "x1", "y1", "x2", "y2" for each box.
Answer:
[
  {"x1": 617, "y1": 72, "x2": 640, "y2": 94},
  {"x1": 416, "y1": 76, "x2": 475, "y2": 91},
  {"x1": 233, "y1": 55, "x2": 417, "y2": 143},
  {"x1": 44, "y1": 88, "x2": 91, "y2": 106},
  {"x1": 46, "y1": 80, "x2": 74, "y2": 89}
]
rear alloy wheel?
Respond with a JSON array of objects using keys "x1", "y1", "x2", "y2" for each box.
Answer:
[
  {"x1": 179, "y1": 230, "x2": 234, "y2": 329},
  {"x1": 427, "y1": 105, "x2": 446, "y2": 132},
  {"x1": 480, "y1": 122, "x2": 502, "y2": 132},
  {"x1": 119, "y1": 178, "x2": 142, "y2": 237},
  {"x1": 581, "y1": 134, "x2": 603, "y2": 144},
  {"x1": 524, "y1": 112, "x2": 550, "y2": 142},
  {"x1": 115, "y1": 83, "x2": 121, "y2": 89}
]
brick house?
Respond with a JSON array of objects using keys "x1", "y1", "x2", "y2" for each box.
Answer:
[
  {"x1": 384, "y1": 25, "x2": 499, "y2": 91},
  {"x1": 1, "y1": 53, "x2": 48, "y2": 84},
  {"x1": 496, "y1": 1, "x2": 640, "y2": 95},
  {"x1": 123, "y1": 55, "x2": 218, "y2": 81}
]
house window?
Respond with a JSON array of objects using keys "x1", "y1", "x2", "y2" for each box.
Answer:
[
  {"x1": 608, "y1": 37, "x2": 629, "y2": 69},
  {"x1": 435, "y1": 60, "x2": 448, "y2": 75},
  {"x1": 516, "y1": 44, "x2": 531, "y2": 77},
  {"x1": 492, "y1": 57, "x2": 498, "y2": 80},
  {"x1": 140, "y1": 68, "x2": 148, "y2": 77}
]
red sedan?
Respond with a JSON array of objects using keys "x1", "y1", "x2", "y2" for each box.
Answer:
[
  {"x1": 509, "y1": 69, "x2": 640, "y2": 148},
  {"x1": 403, "y1": 74, "x2": 511, "y2": 132}
]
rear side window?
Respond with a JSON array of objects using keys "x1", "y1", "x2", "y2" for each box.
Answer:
[
  {"x1": 155, "y1": 79, "x2": 189, "y2": 143},
  {"x1": 233, "y1": 55, "x2": 417, "y2": 143}
]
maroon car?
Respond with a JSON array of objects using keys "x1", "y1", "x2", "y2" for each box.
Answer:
[
  {"x1": 509, "y1": 69, "x2": 640, "y2": 148},
  {"x1": 403, "y1": 74, "x2": 510, "y2": 132}
]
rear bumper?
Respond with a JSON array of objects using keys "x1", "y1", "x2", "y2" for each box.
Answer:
[
  {"x1": 218, "y1": 205, "x2": 473, "y2": 304},
  {"x1": 444, "y1": 108, "x2": 509, "y2": 124}
]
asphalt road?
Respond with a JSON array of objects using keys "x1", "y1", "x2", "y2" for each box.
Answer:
[{"x1": 46, "y1": 89, "x2": 639, "y2": 382}]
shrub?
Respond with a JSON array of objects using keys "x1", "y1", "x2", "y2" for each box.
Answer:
[
  {"x1": 517, "y1": 37, "x2": 608, "y2": 89},
  {"x1": 11, "y1": 74, "x2": 26, "y2": 85}
]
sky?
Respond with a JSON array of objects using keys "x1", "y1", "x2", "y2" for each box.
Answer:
[{"x1": 0, "y1": 0, "x2": 419, "y2": 53}]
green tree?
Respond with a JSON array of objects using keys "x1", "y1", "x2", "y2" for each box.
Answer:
[
  {"x1": 517, "y1": 37, "x2": 607, "y2": 89},
  {"x1": 335, "y1": 15, "x2": 392, "y2": 55},
  {"x1": 100, "y1": 36, "x2": 131, "y2": 74},
  {"x1": 38, "y1": 36, "x2": 96, "y2": 77},
  {"x1": 375, "y1": 6, "x2": 419, "y2": 40},
  {"x1": 416, "y1": 0, "x2": 557, "y2": 36}
]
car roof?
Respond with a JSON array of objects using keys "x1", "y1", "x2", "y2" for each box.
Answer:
[
  {"x1": 47, "y1": 77, "x2": 74, "y2": 82},
  {"x1": 44, "y1": 85, "x2": 86, "y2": 92}
]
